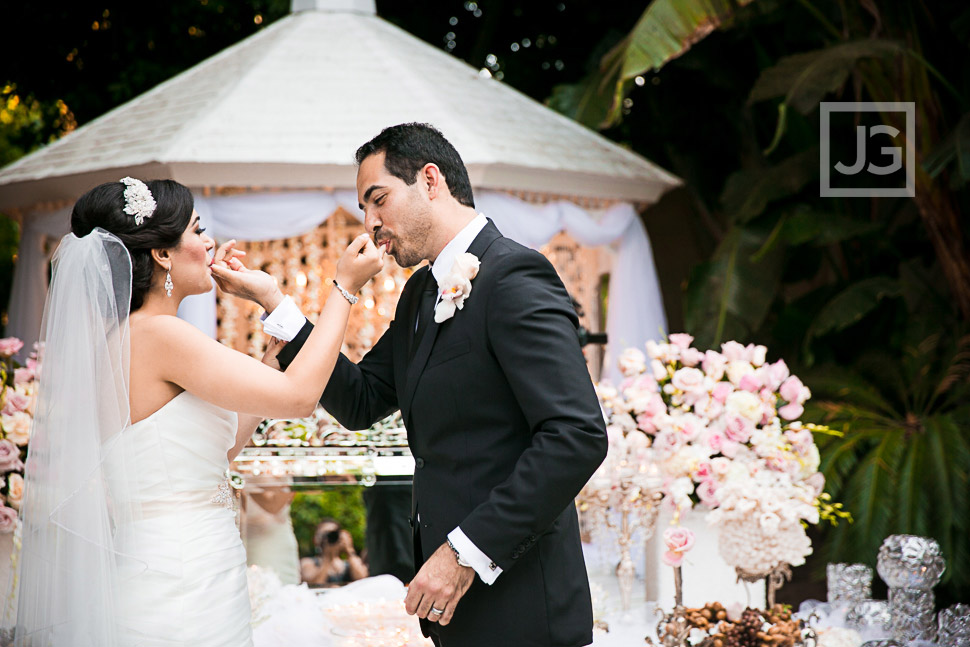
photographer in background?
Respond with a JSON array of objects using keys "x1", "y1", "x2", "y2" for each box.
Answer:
[{"x1": 300, "y1": 518, "x2": 369, "y2": 587}]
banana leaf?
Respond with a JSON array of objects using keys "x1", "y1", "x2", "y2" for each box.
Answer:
[
  {"x1": 684, "y1": 224, "x2": 783, "y2": 348},
  {"x1": 549, "y1": 0, "x2": 759, "y2": 128},
  {"x1": 802, "y1": 277, "x2": 902, "y2": 365},
  {"x1": 746, "y1": 39, "x2": 904, "y2": 154}
]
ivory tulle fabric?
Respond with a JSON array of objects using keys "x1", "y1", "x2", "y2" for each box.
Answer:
[{"x1": 114, "y1": 390, "x2": 253, "y2": 646}]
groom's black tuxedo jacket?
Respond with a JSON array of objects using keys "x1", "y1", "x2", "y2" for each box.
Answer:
[{"x1": 279, "y1": 221, "x2": 608, "y2": 647}]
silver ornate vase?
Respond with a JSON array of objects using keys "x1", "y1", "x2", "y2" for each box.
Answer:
[
  {"x1": 875, "y1": 535, "x2": 945, "y2": 644},
  {"x1": 937, "y1": 603, "x2": 970, "y2": 647},
  {"x1": 845, "y1": 599, "x2": 891, "y2": 638},
  {"x1": 826, "y1": 562, "x2": 873, "y2": 606}
]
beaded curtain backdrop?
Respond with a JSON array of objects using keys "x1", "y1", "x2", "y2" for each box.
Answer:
[{"x1": 216, "y1": 209, "x2": 609, "y2": 373}]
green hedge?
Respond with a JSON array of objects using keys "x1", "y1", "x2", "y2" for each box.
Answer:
[{"x1": 290, "y1": 487, "x2": 367, "y2": 558}]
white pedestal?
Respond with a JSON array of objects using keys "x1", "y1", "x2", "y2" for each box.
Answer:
[{"x1": 643, "y1": 506, "x2": 765, "y2": 609}]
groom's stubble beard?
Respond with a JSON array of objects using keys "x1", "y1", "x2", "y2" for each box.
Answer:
[{"x1": 384, "y1": 192, "x2": 434, "y2": 268}]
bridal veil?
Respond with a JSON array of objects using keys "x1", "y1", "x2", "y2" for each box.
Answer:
[{"x1": 11, "y1": 228, "x2": 142, "y2": 646}]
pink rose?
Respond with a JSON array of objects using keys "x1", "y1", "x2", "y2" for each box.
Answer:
[
  {"x1": 0, "y1": 440, "x2": 23, "y2": 472},
  {"x1": 0, "y1": 505, "x2": 17, "y2": 533},
  {"x1": 766, "y1": 359, "x2": 790, "y2": 390},
  {"x1": 0, "y1": 338, "x2": 23, "y2": 358},
  {"x1": 661, "y1": 526, "x2": 696, "y2": 567},
  {"x1": 644, "y1": 393, "x2": 666, "y2": 417},
  {"x1": 702, "y1": 351, "x2": 726, "y2": 381},
  {"x1": 631, "y1": 374, "x2": 659, "y2": 394},
  {"x1": 711, "y1": 381, "x2": 734, "y2": 404},
  {"x1": 13, "y1": 368, "x2": 34, "y2": 385},
  {"x1": 695, "y1": 395, "x2": 724, "y2": 421},
  {"x1": 636, "y1": 413, "x2": 657, "y2": 434},
  {"x1": 723, "y1": 413, "x2": 754, "y2": 444},
  {"x1": 778, "y1": 402, "x2": 804, "y2": 421},
  {"x1": 696, "y1": 480, "x2": 719, "y2": 507},
  {"x1": 680, "y1": 348, "x2": 705, "y2": 367},
  {"x1": 694, "y1": 461, "x2": 712, "y2": 480},
  {"x1": 618, "y1": 348, "x2": 647, "y2": 377},
  {"x1": 806, "y1": 472, "x2": 826, "y2": 497},
  {"x1": 748, "y1": 344, "x2": 768, "y2": 367},
  {"x1": 668, "y1": 333, "x2": 694, "y2": 350},
  {"x1": 672, "y1": 367, "x2": 706, "y2": 394},
  {"x1": 738, "y1": 373, "x2": 761, "y2": 393},
  {"x1": 720, "y1": 341, "x2": 747, "y2": 362},
  {"x1": 707, "y1": 431, "x2": 726, "y2": 454},
  {"x1": 2, "y1": 391, "x2": 29, "y2": 416},
  {"x1": 654, "y1": 429, "x2": 684, "y2": 456},
  {"x1": 720, "y1": 439, "x2": 740, "y2": 458},
  {"x1": 710, "y1": 456, "x2": 731, "y2": 476},
  {"x1": 780, "y1": 376, "x2": 805, "y2": 404}
]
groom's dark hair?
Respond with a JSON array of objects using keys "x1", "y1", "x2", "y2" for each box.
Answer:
[{"x1": 355, "y1": 123, "x2": 475, "y2": 208}]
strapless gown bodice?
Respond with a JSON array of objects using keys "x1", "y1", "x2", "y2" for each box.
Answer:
[{"x1": 111, "y1": 391, "x2": 253, "y2": 646}]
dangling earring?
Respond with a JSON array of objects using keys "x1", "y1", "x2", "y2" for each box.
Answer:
[{"x1": 165, "y1": 271, "x2": 174, "y2": 297}]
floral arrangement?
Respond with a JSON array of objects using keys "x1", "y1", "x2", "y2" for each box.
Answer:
[
  {"x1": 661, "y1": 525, "x2": 696, "y2": 567},
  {"x1": 596, "y1": 334, "x2": 847, "y2": 576},
  {"x1": 0, "y1": 339, "x2": 40, "y2": 534}
]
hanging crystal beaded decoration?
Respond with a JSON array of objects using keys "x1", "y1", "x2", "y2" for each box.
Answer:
[{"x1": 164, "y1": 271, "x2": 174, "y2": 297}]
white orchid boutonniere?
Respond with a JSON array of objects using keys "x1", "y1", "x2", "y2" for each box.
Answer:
[{"x1": 434, "y1": 252, "x2": 480, "y2": 323}]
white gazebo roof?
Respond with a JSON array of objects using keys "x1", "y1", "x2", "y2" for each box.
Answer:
[{"x1": 0, "y1": 0, "x2": 680, "y2": 210}]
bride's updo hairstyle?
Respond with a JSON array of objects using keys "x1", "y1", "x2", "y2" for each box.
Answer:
[{"x1": 71, "y1": 179, "x2": 194, "y2": 311}]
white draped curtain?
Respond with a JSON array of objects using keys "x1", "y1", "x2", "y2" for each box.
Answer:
[
  {"x1": 6, "y1": 208, "x2": 72, "y2": 360},
  {"x1": 7, "y1": 190, "x2": 666, "y2": 382}
]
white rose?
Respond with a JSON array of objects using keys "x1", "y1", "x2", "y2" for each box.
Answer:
[
  {"x1": 6, "y1": 473, "x2": 23, "y2": 511},
  {"x1": 617, "y1": 348, "x2": 647, "y2": 377},
  {"x1": 702, "y1": 351, "x2": 726, "y2": 381},
  {"x1": 611, "y1": 412, "x2": 637, "y2": 432},
  {"x1": 671, "y1": 367, "x2": 706, "y2": 394},
  {"x1": 726, "y1": 360, "x2": 755, "y2": 386},
  {"x1": 750, "y1": 345, "x2": 768, "y2": 367},
  {"x1": 725, "y1": 390, "x2": 762, "y2": 422},
  {"x1": 651, "y1": 359, "x2": 668, "y2": 381},
  {"x1": 2, "y1": 412, "x2": 32, "y2": 446}
]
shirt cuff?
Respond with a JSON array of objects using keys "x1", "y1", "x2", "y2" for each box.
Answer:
[
  {"x1": 260, "y1": 295, "x2": 307, "y2": 342},
  {"x1": 448, "y1": 527, "x2": 502, "y2": 585}
]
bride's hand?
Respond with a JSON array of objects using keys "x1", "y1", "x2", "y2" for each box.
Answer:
[{"x1": 335, "y1": 234, "x2": 384, "y2": 294}]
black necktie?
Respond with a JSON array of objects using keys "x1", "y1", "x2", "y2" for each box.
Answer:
[{"x1": 410, "y1": 272, "x2": 438, "y2": 359}]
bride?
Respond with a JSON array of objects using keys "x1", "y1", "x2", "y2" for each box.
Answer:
[{"x1": 13, "y1": 177, "x2": 384, "y2": 646}]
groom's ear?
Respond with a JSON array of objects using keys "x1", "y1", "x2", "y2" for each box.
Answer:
[{"x1": 421, "y1": 163, "x2": 444, "y2": 200}]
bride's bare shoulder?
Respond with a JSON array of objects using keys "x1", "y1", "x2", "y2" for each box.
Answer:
[{"x1": 129, "y1": 314, "x2": 208, "y2": 348}]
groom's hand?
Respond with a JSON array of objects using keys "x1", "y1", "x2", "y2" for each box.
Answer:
[{"x1": 405, "y1": 542, "x2": 475, "y2": 626}]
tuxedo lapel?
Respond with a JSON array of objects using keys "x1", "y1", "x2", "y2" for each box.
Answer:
[
  {"x1": 406, "y1": 267, "x2": 432, "y2": 354},
  {"x1": 401, "y1": 220, "x2": 503, "y2": 418}
]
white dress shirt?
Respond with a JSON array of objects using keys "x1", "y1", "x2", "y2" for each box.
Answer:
[{"x1": 261, "y1": 213, "x2": 501, "y2": 584}]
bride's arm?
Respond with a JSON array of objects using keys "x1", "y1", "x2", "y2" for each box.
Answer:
[
  {"x1": 151, "y1": 234, "x2": 384, "y2": 419},
  {"x1": 226, "y1": 338, "x2": 289, "y2": 461}
]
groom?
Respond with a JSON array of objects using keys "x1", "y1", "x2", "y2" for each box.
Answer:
[{"x1": 236, "y1": 123, "x2": 607, "y2": 647}]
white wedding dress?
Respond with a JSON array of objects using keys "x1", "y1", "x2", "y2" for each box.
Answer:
[{"x1": 111, "y1": 390, "x2": 254, "y2": 646}]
